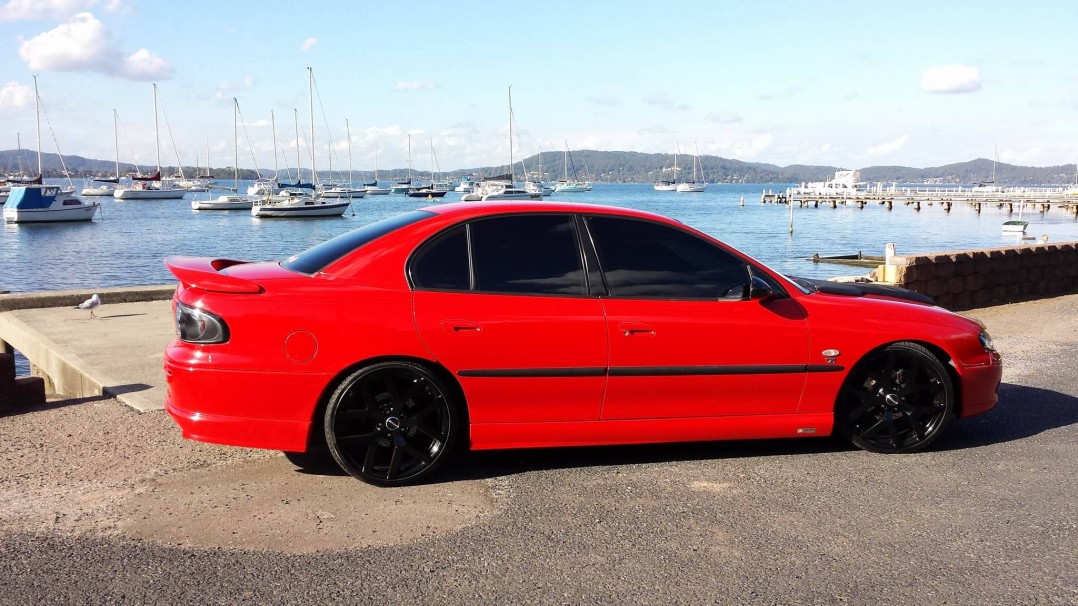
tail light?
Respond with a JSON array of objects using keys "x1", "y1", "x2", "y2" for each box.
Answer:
[{"x1": 175, "y1": 302, "x2": 230, "y2": 344}]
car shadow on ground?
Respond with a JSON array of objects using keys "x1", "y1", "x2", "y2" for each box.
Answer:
[
  {"x1": 437, "y1": 382, "x2": 1078, "y2": 484},
  {"x1": 286, "y1": 382, "x2": 1077, "y2": 483}
]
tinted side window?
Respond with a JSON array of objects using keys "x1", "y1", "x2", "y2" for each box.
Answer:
[
  {"x1": 586, "y1": 216, "x2": 749, "y2": 299},
  {"x1": 411, "y1": 225, "x2": 470, "y2": 290},
  {"x1": 470, "y1": 215, "x2": 586, "y2": 295},
  {"x1": 283, "y1": 210, "x2": 433, "y2": 274}
]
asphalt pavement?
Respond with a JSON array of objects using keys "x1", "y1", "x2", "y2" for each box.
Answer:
[{"x1": 0, "y1": 294, "x2": 1074, "y2": 605}]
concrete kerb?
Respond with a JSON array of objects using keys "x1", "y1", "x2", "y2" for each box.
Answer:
[{"x1": 0, "y1": 285, "x2": 176, "y2": 412}]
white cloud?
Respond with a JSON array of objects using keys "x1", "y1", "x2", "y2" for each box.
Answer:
[
  {"x1": 300, "y1": 37, "x2": 318, "y2": 52},
  {"x1": 867, "y1": 135, "x2": 910, "y2": 156},
  {"x1": 120, "y1": 48, "x2": 172, "y2": 80},
  {"x1": 921, "y1": 65, "x2": 982, "y2": 94},
  {"x1": 215, "y1": 75, "x2": 255, "y2": 100},
  {"x1": 393, "y1": 81, "x2": 434, "y2": 91},
  {"x1": 17, "y1": 12, "x2": 171, "y2": 80},
  {"x1": 0, "y1": 81, "x2": 34, "y2": 109},
  {"x1": 0, "y1": 0, "x2": 95, "y2": 21}
]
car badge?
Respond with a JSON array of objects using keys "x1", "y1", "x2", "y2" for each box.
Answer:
[{"x1": 821, "y1": 349, "x2": 840, "y2": 364}]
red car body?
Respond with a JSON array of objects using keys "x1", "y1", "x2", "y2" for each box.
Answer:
[{"x1": 164, "y1": 202, "x2": 1001, "y2": 483}]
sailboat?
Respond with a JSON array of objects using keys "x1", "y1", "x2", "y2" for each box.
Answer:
[
  {"x1": 81, "y1": 110, "x2": 122, "y2": 197},
  {"x1": 318, "y1": 119, "x2": 366, "y2": 199},
  {"x1": 114, "y1": 84, "x2": 186, "y2": 199},
  {"x1": 480, "y1": 86, "x2": 537, "y2": 201},
  {"x1": 407, "y1": 139, "x2": 449, "y2": 198},
  {"x1": 553, "y1": 141, "x2": 588, "y2": 193},
  {"x1": 192, "y1": 98, "x2": 255, "y2": 210},
  {"x1": 676, "y1": 142, "x2": 707, "y2": 192},
  {"x1": 248, "y1": 110, "x2": 282, "y2": 197},
  {"x1": 390, "y1": 135, "x2": 414, "y2": 194},
  {"x1": 3, "y1": 76, "x2": 99, "y2": 223},
  {"x1": 654, "y1": 148, "x2": 678, "y2": 191},
  {"x1": 364, "y1": 141, "x2": 391, "y2": 195},
  {"x1": 972, "y1": 148, "x2": 1003, "y2": 194},
  {"x1": 252, "y1": 67, "x2": 349, "y2": 218}
]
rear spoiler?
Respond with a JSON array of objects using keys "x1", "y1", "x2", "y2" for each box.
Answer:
[{"x1": 164, "y1": 257, "x2": 264, "y2": 294}]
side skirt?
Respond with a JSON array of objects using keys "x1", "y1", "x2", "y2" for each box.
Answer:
[{"x1": 468, "y1": 412, "x2": 835, "y2": 451}]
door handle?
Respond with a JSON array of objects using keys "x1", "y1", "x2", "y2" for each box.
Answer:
[
  {"x1": 441, "y1": 319, "x2": 481, "y2": 334},
  {"x1": 618, "y1": 322, "x2": 655, "y2": 337}
]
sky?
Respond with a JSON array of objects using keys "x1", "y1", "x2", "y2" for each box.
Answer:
[{"x1": 0, "y1": 0, "x2": 1075, "y2": 175}]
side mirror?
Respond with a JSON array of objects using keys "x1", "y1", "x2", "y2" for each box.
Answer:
[{"x1": 749, "y1": 276, "x2": 775, "y2": 301}]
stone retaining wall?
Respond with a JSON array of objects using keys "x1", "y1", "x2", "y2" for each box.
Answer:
[{"x1": 880, "y1": 242, "x2": 1078, "y2": 310}]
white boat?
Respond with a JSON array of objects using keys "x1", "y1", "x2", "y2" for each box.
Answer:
[
  {"x1": 4, "y1": 185, "x2": 100, "y2": 223},
  {"x1": 794, "y1": 170, "x2": 865, "y2": 195},
  {"x1": 553, "y1": 141, "x2": 589, "y2": 192},
  {"x1": 654, "y1": 150, "x2": 678, "y2": 191},
  {"x1": 252, "y1": 68, "x2": 348, "y2": 219},
  {"x1": 80, "y1": 182, "x2": 117, "y2": 196},
  {"x1": 4, "y1": 77, "x2": 99, "y2": 224},
  {"x1": 318, "y1": 119, "x2": 366, "y2": 199},
  {"x1": 364, "y1": 143, "x2": 391, "y2": 195},
  {"x1": 113, "y1": 84, "x2": 186, "y2": 200},
  {"x1": 83, "y1": 115, "x2": 122, "y2": 197},
  {"x1": 192, "y1": 99, "x2": 256, "y2": 211},
  {"x1": 676, "y1": 142, "x2": 707, "y2": 192},
  {"x1": 454, "y1": 176, "x2": 477, "y2": 192},
  {"x1": 477, "y1": 87, "x2": 541, "y2": 202},
  {"x1": 1002, "y1": 202, "x2": 1028, "y2": 234}
]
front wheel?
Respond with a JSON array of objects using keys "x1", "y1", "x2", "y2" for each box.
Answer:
[
  {"x1": 838, "y1": 342, "x2": 954, "y2": 454},
  {"x1": 324, "y1": 361, "x2": 459, "y2": 486}
]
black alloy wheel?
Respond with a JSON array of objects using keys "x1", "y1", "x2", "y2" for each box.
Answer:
[
  {"x1": 325, "y1": 361, "x2": 458, "y2": 486},
  {"x1": 839, "y1": 342, "x2": 954, "y2": 454}
]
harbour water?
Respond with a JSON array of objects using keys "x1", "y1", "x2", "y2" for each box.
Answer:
[{"x1": 4, "y1": 181, "x2": 1078, "y2": 295}]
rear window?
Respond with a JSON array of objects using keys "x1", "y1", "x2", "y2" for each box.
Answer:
[{"x1": 281, "y1": 210, "x2": 433, "y2": 274}]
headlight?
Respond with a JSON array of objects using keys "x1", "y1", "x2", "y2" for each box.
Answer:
[
  {"x1": 978, "y1": 331, "x2": 996, "y2": 352},
  {"x1": 175, "y1": 302, "x2": 229, "y2": 344}
]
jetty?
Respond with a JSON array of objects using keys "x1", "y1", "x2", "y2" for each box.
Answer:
[{"x1": 761, "y1": 184, "x2": 1078, "y2": 216}]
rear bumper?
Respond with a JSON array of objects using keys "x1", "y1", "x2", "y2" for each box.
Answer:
[
  {"x1": 166, "y1": 395, "x2": 312, "y2": 452},
  {"x1": 957, "y1": 356, "x2": 1003, "y2": 418},
  {"x1": 163, "y1": 349, "x2": 329, "y2": 452}
]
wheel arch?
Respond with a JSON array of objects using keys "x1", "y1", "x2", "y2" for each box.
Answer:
[
  {"x1": 835, "y1": 339, "x2": 963, "y2": 417},
  {"x1": 301, "y1": 354, "x2": 469, "y2": 453}
]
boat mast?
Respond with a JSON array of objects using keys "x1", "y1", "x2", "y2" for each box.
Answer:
[
  {"x1": 429, "y1": 138, "x2": 434, "y2": 184},
  {"x1": 508, "y1": 85, "x2": 513, "y2": 184},
  {"x1": 270, "y1": 110, "x2": 279, "y2": 181},
  {"x1": 308, "y1": 67, "x2": 317, "y2": 187},
  {"x1": 113, "y1": 110, "x2": 120, "y2": 179},
  {"x1": 407, "y1": 133, "x2": 412, "y2": 183},
  {"x1": 153, "y1": 83, "x2": 161, "y2": 177},
  {"x1": 563, "y1": 139, "x2": 569, "y2": 181},
  {"x1": 294, "y1": 108, "x2": 300, "y2": 185},
  {"x1": 233, "y1": 98, "x2": 239, "y2": 193},
  {"x1": 33, "y1": 75, "x2": 41, "y2": 179},
  {"x1": 345, "y1": 119, "x2": 353, "y2": 186}
]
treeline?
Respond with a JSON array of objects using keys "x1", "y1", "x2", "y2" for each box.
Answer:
[{"x1": 2, "y1": 149, "x2": 1076, "y2": 185}]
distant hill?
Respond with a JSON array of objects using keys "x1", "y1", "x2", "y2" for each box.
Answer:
[{"x1": 2, "y1": 149, "x2": 1075, "y2": 185}]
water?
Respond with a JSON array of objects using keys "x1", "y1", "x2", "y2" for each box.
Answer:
[
  {"x1": 5, "y1": 181, "x2": 1077, "y2": 294},
  {"x1": 4, "y1": 181, "x2": 1078, "y2": 376}
]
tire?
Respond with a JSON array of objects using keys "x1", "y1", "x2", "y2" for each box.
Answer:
[
  {"x1": 324, "y1": 361, "x2": 459, "y2": 486},
  {"x1": 838, "y1": 342, "x2": 954, "y2": 454}
]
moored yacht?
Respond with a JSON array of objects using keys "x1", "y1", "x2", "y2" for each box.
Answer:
[{"x1": 4, "y1": 185, "x2": 99, "y2": 223}]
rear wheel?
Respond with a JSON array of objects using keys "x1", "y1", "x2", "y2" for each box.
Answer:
[
  {"x1": 324, "y1": 361, "x2": 458, "y2": 486},
  {"x1": 839, "y1": 342, "x2": 954, "y2": 453}
]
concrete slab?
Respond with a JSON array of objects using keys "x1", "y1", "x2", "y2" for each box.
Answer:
[{"x1": 0, "y1": 299, "x2": 172, "y2": 412}]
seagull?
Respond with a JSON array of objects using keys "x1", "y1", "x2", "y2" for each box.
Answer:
[{"x1": 75, "y1": 293, "x2": 101, "y2": 319}]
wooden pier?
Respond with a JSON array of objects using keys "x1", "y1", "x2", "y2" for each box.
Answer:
[{"x1": 760, "y1": 186, "x2": 1078, "y2": 217}]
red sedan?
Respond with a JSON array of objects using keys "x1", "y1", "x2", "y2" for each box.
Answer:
[{"x1": 164, "y1": 202, "x2": 1002, "y2": 486}]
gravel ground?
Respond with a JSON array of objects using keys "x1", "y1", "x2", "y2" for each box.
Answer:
[{"x1": 0, "y1": 295, "x2": 1075, "y2": 605}]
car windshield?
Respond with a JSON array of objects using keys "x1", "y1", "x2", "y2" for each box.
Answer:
[{"x1": 281, "y1": 210, "x2": 434, "y2": 275}]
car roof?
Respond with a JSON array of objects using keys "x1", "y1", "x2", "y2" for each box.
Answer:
[{"x1": 418, "y1": 201, "x2": 678, "y2": 224}]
